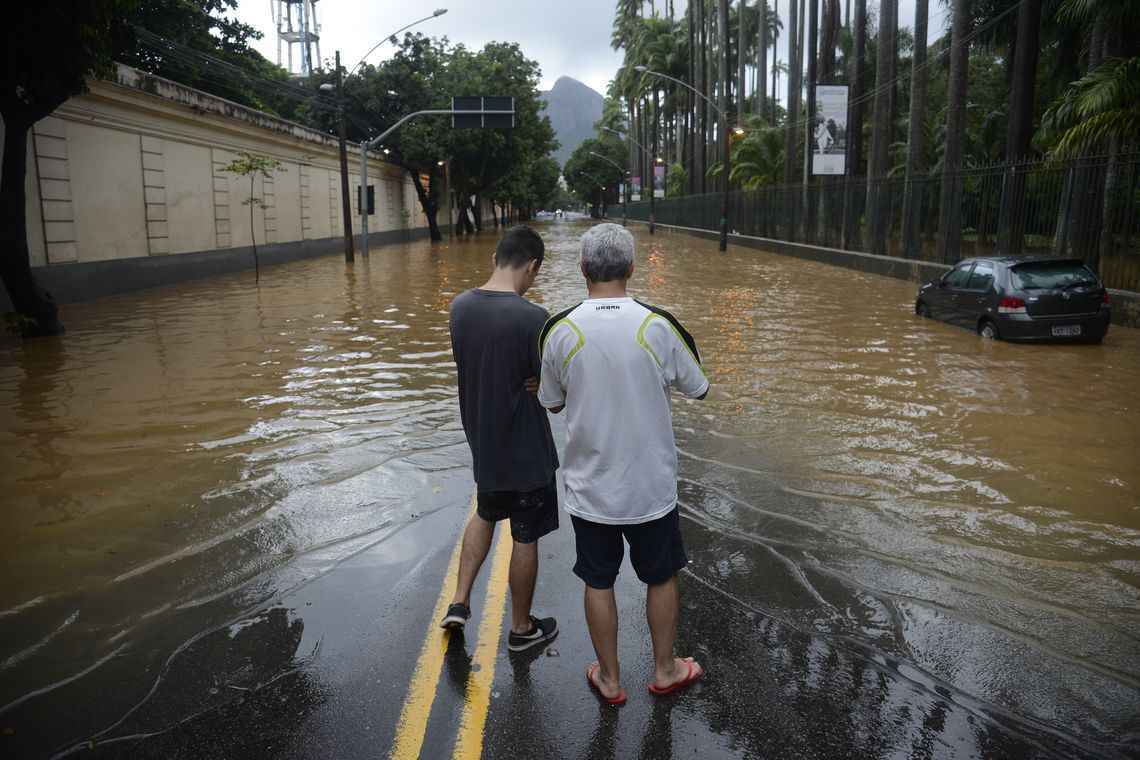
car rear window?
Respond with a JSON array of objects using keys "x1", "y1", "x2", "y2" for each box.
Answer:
[{"x1": 1011, "y1": 261, "x2": 1099, "y2": 290}]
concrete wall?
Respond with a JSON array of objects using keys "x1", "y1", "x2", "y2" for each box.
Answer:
[
  {"x1": 631, "y1": 220, "x2": 1140, "y2": 330},
  {"x1": 2, "y1": 64, "x2": 429, "y2": 305}
]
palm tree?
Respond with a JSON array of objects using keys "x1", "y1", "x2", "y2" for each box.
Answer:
[
  {"x1": 866, "y1": 0, "x2": 897, "y2": 256},
  {"x1": 841, "y1": 0, "x2": 866, "y2": 248},
  {"x1": 729, "y1": 119, "x2": 785, "y2": 186},
  {"x1": 937, "y1": 0, "x2": 972, "y2": 264},
  {"x1": 996, "y1": 0, "x2": 1042, "y2": 255},
  {"x1": 1037, "y1": 57, "x2": 1140, "y2": 157},
  {"x1": 782, "y1": 0, "x2": 799, "y2": 183},
  {"x1": 900, "y1": 0, "x2": 930, "y2": 258}
]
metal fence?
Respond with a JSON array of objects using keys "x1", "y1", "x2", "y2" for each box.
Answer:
[{"x1": 624, "y1": 154, "x2": 1140, "y2": 292}]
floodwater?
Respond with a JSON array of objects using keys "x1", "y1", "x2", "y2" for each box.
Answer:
[{"x1": 1, "y1": 220, "x2": 1138, "y2": 759}]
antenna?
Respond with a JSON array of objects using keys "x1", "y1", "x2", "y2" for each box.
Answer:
[{"x1": 275, "y1": 0, "x2": 322, "y2": 76}]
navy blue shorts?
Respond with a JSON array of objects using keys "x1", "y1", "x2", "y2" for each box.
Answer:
[
  {"x1": 477, "y1": 478, "x2": 559, "y2": 544},
  {"x1": 571, "y1": 508, "x2": 688, "y2": 589}
]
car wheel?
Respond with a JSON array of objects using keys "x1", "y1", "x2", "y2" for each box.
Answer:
[
  {"x1": 979, "y1": 320, "x2": 998, "y2": 340},
  {"x1": 916, "y1": 301, "x2": 931, "y2": 318}
]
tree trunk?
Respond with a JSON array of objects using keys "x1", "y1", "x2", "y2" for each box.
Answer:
[
  {"x1": 998, "y1": 0, "x2": 1039, "y2": 255},
  {"x1": 249, "y1": 175, "x2": 260, "y2": 282},
  {"x1": 783, "y1": 0, "x2": 799, "y2": 184},
  {"x1": 841, "y1": 0, "x2": 866, "y2": 248},
  {"x1": 936, "y1": 0, "x2": 970, "y2": 264},
  {"x1": 819, "y1": 0, "x2": 839, "y2": 81},
  {"x1": 867, "y1": 0, "x2": 897, "y2": 256},
  {"x1": 718, "y1": 0, "x2": 730, "y2": 192},
  {"x1": 0, "y1": 115, "x2": 64, "y2": 336},
  {"x1": 408, "y1": 169, "x2": 443, "y2": 241},
  {"x1": 472, "y1": 195, "x2": 483, "y2": 232},
  {"x1": 900, "y1": 0, "x2": 929, "y2": 259},
  {"x1": 805, "y1": 0, "x2": 819, "y2": 242},
  {"x1": 738, "y1": 0, "x2": 747, "y2": 117},
  {"x1": 699, "y1": 0, "x2": 709, "y2": 194},
  {"x1": 758, "y1": 0, "x2": 768, "y2": 120},
  {"x1": 771, "y1": 0, "x2": 779, "y2": 126}
]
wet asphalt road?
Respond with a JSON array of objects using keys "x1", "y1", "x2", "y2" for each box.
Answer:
[{"x1": 4, "y1": 220, "x2": 1139, "y2": 759}]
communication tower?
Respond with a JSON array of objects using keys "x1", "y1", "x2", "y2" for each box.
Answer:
[{"x1": 272, "y1": 0, "x2": 323, "y2": 76}]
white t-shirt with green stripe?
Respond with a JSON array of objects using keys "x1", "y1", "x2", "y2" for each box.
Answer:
[{"x1": 538, "y1": 297, "x2": 709, "y2": 525}]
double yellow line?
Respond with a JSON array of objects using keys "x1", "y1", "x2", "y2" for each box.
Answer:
[{"x1": 390, "y1": 494, "x2": 512, "y2": 760}]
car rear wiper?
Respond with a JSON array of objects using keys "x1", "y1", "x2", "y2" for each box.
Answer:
[{"x1": 1061, "y1": 279, "x2": 1098, "y2": 291}]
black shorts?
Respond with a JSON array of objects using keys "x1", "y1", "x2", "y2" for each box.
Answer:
[
  {"x1": 571, "y1": 508, "x2": 687, "y2": 589},
  {"x1": 476, "y1": 478, "x2": 559, "y2": 544}
]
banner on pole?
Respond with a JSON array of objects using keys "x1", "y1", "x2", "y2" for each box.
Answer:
[
  {"x1": 812, "y1": 85, "x2": 849, "y2": 175},
  {"x1": 630, "y1": 175, "x2": 642, "y2": 202},
  {"x1": 653, "y1": 165, "x2": 665, "y2": 198}
]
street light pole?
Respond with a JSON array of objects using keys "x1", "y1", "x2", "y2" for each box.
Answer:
[
  {"x1": 344, "y1": 9, "x2": 449, "y2": 258},
  {"x1": 588, "y1": 151, "x2": 629, "y2": 226},
  {"x1": 335, "y1": 52, "x2": 353, "y2": 262},
  {"x1": 602, "y1": 126, "x2": 659, "y2": 234},
  {"x1": 635, "y1": 65, "x2": 743, "y2": 252}
]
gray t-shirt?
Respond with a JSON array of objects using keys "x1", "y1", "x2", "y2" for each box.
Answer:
[{"x1": 449, "y1": 289, "x2": 558, "y2": 493}]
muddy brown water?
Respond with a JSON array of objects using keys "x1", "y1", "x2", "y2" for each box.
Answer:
[{"x1": 1, "y1": 220, "x2": 1138, "y2": 757}]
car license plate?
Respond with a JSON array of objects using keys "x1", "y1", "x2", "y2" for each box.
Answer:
[{"x1": 1052, "y1": 325, "x2": 1082, "y2": 337}]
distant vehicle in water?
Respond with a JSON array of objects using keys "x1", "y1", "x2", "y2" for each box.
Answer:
[{"x1": 915, "y1": 256, "x2": 1111, "y2": 343}]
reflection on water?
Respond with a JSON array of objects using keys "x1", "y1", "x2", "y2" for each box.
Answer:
[{"x1": 1, "y1": 221, "x2": 1138, "y2": 757}]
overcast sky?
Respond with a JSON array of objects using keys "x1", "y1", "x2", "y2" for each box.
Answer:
[{"x1": 235, "y1": 1, "x2": 949, "y2": 98}]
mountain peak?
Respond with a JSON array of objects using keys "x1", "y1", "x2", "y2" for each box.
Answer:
[{"x1": 540, "y1": 76, "x2": 604, "y2": 167}]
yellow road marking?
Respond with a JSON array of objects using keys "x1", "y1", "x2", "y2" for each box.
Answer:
[
  {"x1": 389, "y1": 494, "x2": 474, "y2": 760},
  {"x1": 451, "y1": 529, "x2": 512, "y2": 760}
]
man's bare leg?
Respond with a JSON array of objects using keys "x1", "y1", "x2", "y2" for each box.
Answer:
[
  {"x1": 508, "y1": 540, "x2": 538, "y2": 634},
  {"x1": 451, "y1": 514, "x2": 495, "y2": 607},
  {"x1": 584, "y1": 585, "x2": 622, "y2": 698},
  {"x1": 647, "y1": 575, "x2": 698, "y2": 689}
]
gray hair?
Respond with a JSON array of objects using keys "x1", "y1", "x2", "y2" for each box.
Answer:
[{"x1": 580, "y1": 223, "x2": 635, "y2": 282}]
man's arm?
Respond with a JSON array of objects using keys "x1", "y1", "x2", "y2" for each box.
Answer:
[{"x1": 537, "y1": 320, "x2": 567, "y2": 413}]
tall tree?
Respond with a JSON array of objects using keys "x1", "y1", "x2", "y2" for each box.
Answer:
[
  {"x1": 783, "y1": 0, "x2": 800, "y2": 183},
  {"x1": 738, "y1": 0, "x2": 748, "y2": 120},
  {"x1": 757, "y1": 1, "x2": 768, "y2": 121},
  {"x1": 2, "y1": 2, "x2": 119, "y2": 336},
  {"x1": 937, "y1": 0, "x2": 972, "y2": 263},
  {"x1": 999, "y1": 0, "x2": 1041, "y2": 254},
  {"x1": 771, "y1": 0, "x2": 780, "y2": 125},
  {"x1": 841, "y1": 0, "x2": 866, "y2": 247},
  {"x1": 719, "y1": 0, "x2": 730, "y2": 192},
  {"x1": 900, "y1": 0, "x2": 930, "y2": 258},
  {"x1": 867, "y1": 0, "x2": 898, "y2": 256}
]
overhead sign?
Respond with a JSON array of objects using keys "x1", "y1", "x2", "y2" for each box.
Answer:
[
  {"x1": 452, "y1": 96, "x2": 515, "y2": 129},
  {"x1": 812, "y1": 84, "x2": 849, "y2": 175}
]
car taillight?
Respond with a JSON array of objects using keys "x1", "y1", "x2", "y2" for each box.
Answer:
[
  {"x1": 998, "y1": 297, "x2": 1026, "y2": 314},
  {"x1": 1103, "y1": 290, "x2": 1110, "y2": 305}
]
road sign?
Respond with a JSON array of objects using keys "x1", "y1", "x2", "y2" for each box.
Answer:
[{"x1": 451, "y1": 96, "x2": 515, "y2": 129}]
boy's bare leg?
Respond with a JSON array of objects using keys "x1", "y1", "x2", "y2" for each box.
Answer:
[
  {"x1": 584, "y1": 585, "x2": 622, "y2": 698},
  {"x1": 508, "y1": 540, "x2": 538, "y2": 633},
  {"x1": 647, "y1": 575, "x2": 698, "y2": 688},
  {"x1": 452, "y1": 514, "x2": 495, "y2": 607}
]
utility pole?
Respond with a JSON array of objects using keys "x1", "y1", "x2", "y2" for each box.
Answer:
[{"x1": 335, "y1": 51, "x2": 354, "y2": 262}]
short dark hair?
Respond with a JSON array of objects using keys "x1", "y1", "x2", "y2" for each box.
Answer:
[{"x1": 494, "y1": 226, "x2": 545, "y2": 269}]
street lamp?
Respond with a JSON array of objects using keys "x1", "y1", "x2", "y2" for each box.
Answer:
[
  {"x1": 350, "y1": 9, "x2": 448, "y2": 76},
  {"x1": 319, "y1": 53, "x2": 355, "y2": 262},
  {"x1": 347, "y1": 10, "x2": 448, "y2": 256},
  {"x1": 635, "y1": 65, "x2": 741, "y2": 251},
  {"x1": 602, "y1": 126, "x2": 659, "y2": 234},
  {"x1": 588, "y1": 150, "x2": 630, "y2": 226}
]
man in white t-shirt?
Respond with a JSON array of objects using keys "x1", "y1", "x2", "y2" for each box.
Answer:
[{"x1": 538, "y1": 223, "x2": 709, "y2": 705}]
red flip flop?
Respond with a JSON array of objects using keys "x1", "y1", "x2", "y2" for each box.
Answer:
[
  {"x1": 586, "y1": 663, "x2": 628, "y2": 706},
  {"x1": 648, "y1": 658, "x2": 704, "y2": 696}
]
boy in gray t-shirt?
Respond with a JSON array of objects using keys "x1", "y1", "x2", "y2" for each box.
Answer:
[{"x1": 440, "y1": 226, "x2": 559, "y2": 653}]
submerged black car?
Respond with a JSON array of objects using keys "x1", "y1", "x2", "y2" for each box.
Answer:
[{"x1": 915, "y1": 256, "x2": 1111, "y2": 343}]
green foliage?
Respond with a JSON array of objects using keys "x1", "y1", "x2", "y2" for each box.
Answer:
[
  {"x1": 1037, "y1": 57, "x2": 1140, "y2": 157},
  {"x1": 665, "y1": 163, "x2": 687, "y2": 196},
  {"x1": 222, "y1": 152, "x2": 284, "y2": 208},
  {"x1": 727, "y1": 120, "x2": 784, "y2": 188},
  {"x1": 3, "y1": 2, "x2": 121, "y2": 124},
  {"x1": 564, "y1": 136, "x2": 627, "y2": 206}
]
